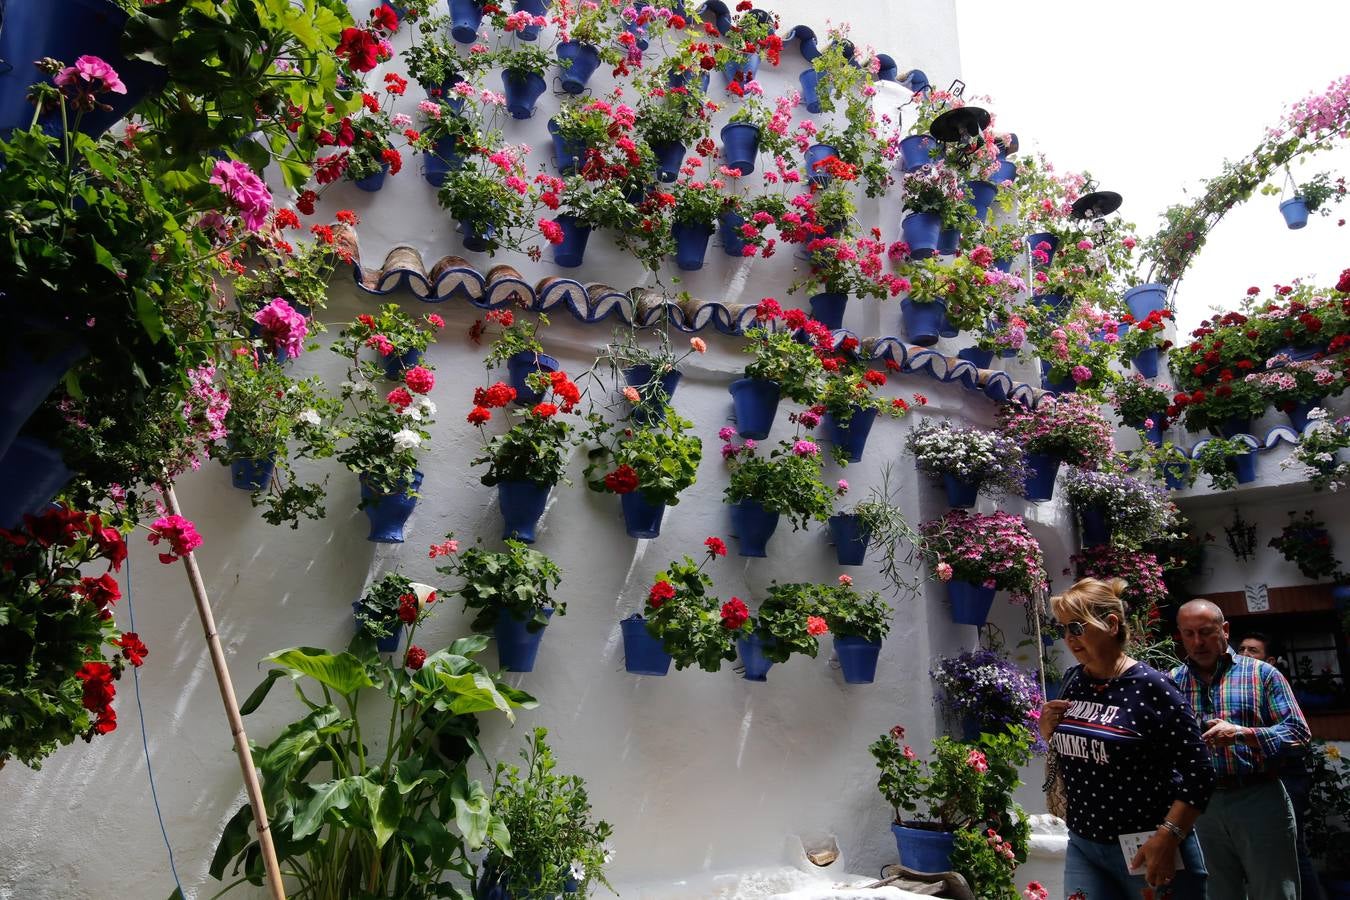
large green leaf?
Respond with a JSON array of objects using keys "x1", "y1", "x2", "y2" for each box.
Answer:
[
  {"x1": 268, "y1": 647, "x2": 374, "y2": 695},
  {"x1": 433, "y1": 671, "x2": 517, "y2": 722},
  {"x1": 448, "y1": 771, "x2": 490, "y2": 849},
  {"x1": 291, "y1": 776, "x2": 364, "y2": 841},
  {"x1": 208, "y1": 803, "x2": 256, "y2": 880},
  {"x1": 239, "y1": 668, "x2": 286, "y2": 715}
]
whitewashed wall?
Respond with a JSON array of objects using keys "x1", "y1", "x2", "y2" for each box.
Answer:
[{"x1": 0, "y1": 3, "x2": 1096, "y2": 898}]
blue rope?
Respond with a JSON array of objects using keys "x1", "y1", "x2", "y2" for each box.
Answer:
[{"x1": 125, "y1": 554, "x2": 186, "y2": 896}]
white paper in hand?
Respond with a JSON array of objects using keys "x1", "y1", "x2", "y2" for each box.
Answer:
[{"x1": 1118, "y1": 831, "x2": 1183, "y2": 876}]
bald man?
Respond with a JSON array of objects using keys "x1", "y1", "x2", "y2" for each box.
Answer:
[{"x1": 1170, "y1": 599, "x2": 1311, "y2": 900}]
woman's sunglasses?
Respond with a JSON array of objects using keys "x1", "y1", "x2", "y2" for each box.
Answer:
[{"x1": 1054, "y1": 621, "x2": 1087, "y2": 639}]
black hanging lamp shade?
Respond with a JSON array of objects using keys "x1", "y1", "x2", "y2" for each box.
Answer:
[
  {"x1": 929, "y1": 106, "x2": 990, "y2": 144},
  {"x1": 1071, "y1": 190, "x2": 1123, "y2": 220}
]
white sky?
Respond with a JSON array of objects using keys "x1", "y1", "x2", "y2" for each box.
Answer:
[{"x1": 954, "y1": 0, "x2": 1350, "y2": 333}]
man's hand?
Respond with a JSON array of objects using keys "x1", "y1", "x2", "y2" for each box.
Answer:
[
  {"x1": 1040, "y1": 699, "x2": 1069, "y2": 743},
  {"x1": 1201, "y1": 718, "x2": 1250, "y2": 747},
  {"x1": 1130, "y1": 829, "x2": 1180, "y2": 894}
]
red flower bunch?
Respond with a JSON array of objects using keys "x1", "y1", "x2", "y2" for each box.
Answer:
[
  {"x1": 704, "y1": 536, "x2": 727, "y2": 557},
  {"x1": 405, "y1": 645, "x2": 427, "y2": 670},
  {"x1": 335, "y1": 26, "x2": 383, "y2": 72},
  {"x1": 404, "y1": 365, "x2": 435, "y2": 394},
  {"x1": 720, "y1": 597, "x2": 750, "y2": 630},
  {"x1": 603, "y1": 464, "x2": 639, "y2": 494},
  {"x1": 76, "y1": 662, "x2": 118, "y2": 735},
  {"x1": 113, "y1": 632, "x2": 149, "y2": 668},
  {"x1": 648, "y1": 580, "x2": 676, "y2": 608}
]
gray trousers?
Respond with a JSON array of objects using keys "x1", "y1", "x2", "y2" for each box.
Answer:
[{"x1": 1194, "y1": 779, "x2": 1300, "y2": 900}]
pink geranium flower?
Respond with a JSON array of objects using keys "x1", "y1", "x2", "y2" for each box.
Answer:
[
  {"x1": 148, "y1": 515, "x2": 203, "y2": 564},
  {"x1": 55, "y1": 55, "x2": 126, "y2": 95},
  {"x1": 210, "y1": 160, "x2": 273, "y2": 232},
  {"x1": 253, "y1": 298, "x2": 308, "y2": 357}
]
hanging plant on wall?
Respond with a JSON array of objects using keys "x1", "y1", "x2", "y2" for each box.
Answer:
[{"x1": 1269, "y1": 511, "x2": 1346, "y2": 581}]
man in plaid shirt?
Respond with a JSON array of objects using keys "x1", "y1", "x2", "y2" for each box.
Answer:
[{"x1": 1171, "y1": 599, "x2": 1310, "y2": 900}]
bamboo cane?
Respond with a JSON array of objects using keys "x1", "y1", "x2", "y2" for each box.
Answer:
[{"x1": 164, "y1": 486, "x2": 287, "y2": 900}]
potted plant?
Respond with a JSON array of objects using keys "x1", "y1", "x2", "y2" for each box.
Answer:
[
  {"x1": 905, "y1": 420, "x2": 1027, "y2": 507},
  {"x1": 634, "y1": 80, "x2": 714, "y2": 182},
  {"x1": 334, "y1": 81, "x2": 413, "y2": 192},
  {"x1": 542, "y1": 177, "x2": 638, "y2": 268},
  {"x1": 402, "y1": 19, "x2": 471, "y2": 95},
  {"x1": 818, "y1": 575, "x2": 894, "y2": 684},
  {"x1": 792, "y1": 232, "x2": 896, "y2": 330},
  {"x1": 1109, "y1": 375, "x2": 1174, "y2": 446},
  {"x1": 720, "y1": 96, "x2": 793, "y2": 176},
  {"x1": 1269, "y1": 511, "x2": 1345, "y2": 581},
  {"x1": 1265, "y1": 171, "x2": 1347, "y2": 229},
  {"x1": 337, "y1": 304, "x2": 445, "y2": 380},
  {"x1": 479, "y1": 728, "x2": 614, "y2": 898},
  {"x1": 668, "y1": 178, "x2": 726, "y2": 270},
  {"x1": 1167, "y1": 306, "x2": 1277, "y2": 436},
  {"x1": 827, "y1": 476, "x2": 926, "y2": 595},
  {"x1": 434, "y1": 537, "x2": 564, "y2": 672},
  {"x1": 1286, "y1": 409, "x2": 1350, "y2": 490},
  {"x1": 920, "y1": 510, "x2": 1048, "y2": 626},
  {"x1": 815, "y1": 355, "x2": 911, "y2": 464},
  {"x1": 1116, "y1": 307, "x2": 1175, "y2": 379},
  {"x1": 0, "y1": 503, "x2": 132, "y2": 768},
  {"x1": 931, "y1": 649, "x2": 1043, "y2": 743},
  {"x1": 469, "y1": 367, "x2": 583, "y2": 543},
  {"x1": 584, "y1": 413, "x2": 702, "y2": 539},
  {"x1": 553, "y1": 0, "x2": 624, "y2": 94},
  {"x1": 722, "y1": 431, "x2": 836, "y2": 557},
  {"x1": 413, "y1": 97, "x2": 474, "y2": 187},
  {"x1": 477, "y1": 309, "x2": 558, "y2": 405},
  {"x1": 900, "y1": 162, "x2": 970, "y2": 257},
  {"x1": 351, "y1": 572, "x2": 435, "y2": 653},
  {"x1": 1192, "y1": 436, "x2": 1259, "y2": 490},
  {"x1": 637, "y1": 540, "x2": 741, "y2": 673},
  {"x1": 898, "y1": 255, "x2": 995, "y2": 346},
  {"x1": 730, "y1": 301, "x2": 829, "y2": 439},
  {"x1": 232, "y1": 235, "x2": 342, "y2": 322},
  {"x1": 1061, "y1": 466, "x2": 1174, "y2": 550},
  {"x1": 997, "y1": 395, "x2": 1115, "y2": 502},
  {"x1": 438, "y1": 137, "x2": 541, "y2": 253},
  {"x1": 1247, "y1": 354, "x2": 1348, "y2": 431},
  {"x1": 498, "y1": 45, "x2": 552, "y2": 118},
  {"x1": 598, "y1": 325, "x2": 707, "y2": 423},
  {"x1": 720, "y1": 583, "x2": 832, "y2": 683}
]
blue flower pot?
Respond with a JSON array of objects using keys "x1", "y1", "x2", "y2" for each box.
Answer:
[
  {"x1": 809, "y1": 292, "x2": 847, "y2": 331},
  {"x1": 901, "y1": 212, "x2": 941, "y2": 258},
  {"x1": 1141, "y1": 414, "x2": 1166, "y2": 447},
  {"x1": 1023, "y1": 452, "x2": 1061, "y2": 502},
  {"x1": 0, "y1": 0, "x2": 166, "y2": 139},
  {"x1": 834, "y1": 635, "x2": 881, "y2": 684},
  {"x1": 382, "y1": 347, "x2": 422, "y2": 381},
  {"x1": 937, "y1": 307, "x2": 960, "y2": 339},
  {"x1": 1123, "y1": 283, "x2": 1168, "y2": 320},
  {"x1": 505, "y1": 350, "x2": 560, "y2": 405},
  {"x1": 0, "y1": 437, "x2": 74, "y2": 529},
  {"x1": 422, "y1": 135, "x2": 464, "y2": 187},
  {"x1": 1033, "y1": 293, "x2": 1069, "y2": 318},
  {"x1": 1026, "y1": 231, "x2": 1059, "y2": 266},
  {"x1": 720, "y1": 122, "x2": 761, "y2": 175},
  {"x1": 499, "y1": 480, "x2": 551, "y2": 543},
  {"x1": 552, "y1": 215, "x2": 591, "y2": 268},
  {"x1": 936, "y1": 226, "x2": 960, "y2": 255},
  {"x1": 1280, "y1": 197, "x2": 1309, "y2": 230},
  {"x1": 494, "y1": 607, "x2": 553, "y2": 672},
  {"x1": 828, "y1": 513, "x2": 871, "y2": 566},
  {"x1": 501, "y1": 70, "x2": 547, "y2": 119},
  {"x1": 1233, "y1": 451, "x2": 1258, "y2": 485},
  {"x1": 0, "y1": 337, "x2": 87, "y2": 464},
  {"x1": 458, "y1": 217, "x2": 497, "y2": 252},
  {"x1": 965, "y1": 180, "x2": 997, "y2": 222},
  {"x1": 730, "y1": 498, "x2": 779, "y2": 557},
  {"x1": 620, "y1": 615, "x2": 671, "y2": 676},
  {"x1": 957, "y1": 347, "x2": 994, "y2": 368},
  {"x1": 891, "y1": 823, "x2": 956, "y2": 874},
  {"x1": 557, "y1": 41, "x2": 601, "y2": 93},
  {"x1": 941, "y1": 473, "x2": 980, "y2": 509},
  {"x1": 230, "y1": 457, "x2": 275, "y2": 491},
  {"x1": 351, "y1": 602, "x2": 401, "y2": 653},
  {"x1": 947, "y1": 580, "x2": 996, "y2": 626},
  {"x1": 624, "y1": 365, "x2": 682, "y2": 424},
  {"x1": 1039, "y1": 360, "x2": 1076, "y2": 394},
  {"x1": 1287, "y1": 400, "x2": 1318, "y2": 432},
  {"x1": 719, "y1": 209, "x2": 747, "y2": 256},
  {"x1": 668, "y1": 69, "x2": 710, "y2": 92},
  {"x1": 728, "y1": 377, "x2": 780, "y2": 440},
  {"x1": 1079, "y1": 504, "x2": 1111, "y2": 546},
  {"x1": 512, "y1": 0, "x2": 550, "y2": 40},
  {"x1": 805, "y1": 143, "x2": 839, "y2": 185},
  {"x1": 1213, "y1": 416, "x2": 1251, "y2": 438},
  {"x1": 898, "y1": 134, "x2": 938, "y2": 172},
  {"x1": 991, "y1": 158, "x2": 1017, "y2": 184},
  {"x1": 1161, "y1": 462, "x2": 1190, "y2": 491},
  {"x1": 799, "y1": 68, "x2": 822, "y2": 114},
  {"x1": 449, "y1": 0, "x2": 484, "y2": 42},
  {"x1": 353, "y1": 164, "x2": 389, "y2": 192},
  {"x1": 824, "y1": 406, "x2": 878, "y2": 463},
  {"x1": 1134, "y1": 346, "x2": 1161, "y2": 379},
  {"x1": 547, "y1": 118, "x2": 589, "y2": 174},
  {"x1": 360, "y1": 470, "x2": 424, "y2": 543},
  {"x1": 653, "y1": 140, "x2": 687, "y2": 182},
  {"x1": 737, "y1": 632, "x2": 775, "y2": 682},
  {"x1": 900, "y1": 298, "x2": 945, "y2": 347},
  {"x1": 721, "y1": 53, "x2": 760, "y2": 88},
  {"x1": 672, "y1": 221, "x2": 715, "y2": 270},
  {"x1": 620, "y1": 491, "x2": 666, "y2": 539}
]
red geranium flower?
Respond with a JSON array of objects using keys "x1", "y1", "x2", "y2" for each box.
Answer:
[
  {"x1": 603, "y1": 464, "x2": 639, "y2": 494},
  {"x1": 398, "y1": 593, "x2": 418, "y2": 624},
  {"x1": 704, "y1": 536, "x2": 727, "y2": 557},
  {"x1": 405, "y1": 645, "x2": 427, "y2": 670},
  {"x1": 467, "y1": 405, "x2": 492, "y2": 425},
  {"x1": 533, "y1": 402, "x2": 558, "y2": 418},
  {"x1": 114, "y1": 632, "x2": 149, "y2": 667},
  {"x1": 648, "y1": 580, "x2": 675, "y2": 608},
  {"x1": 720, "y1": 597, "x2": 749, "y2": 630}
]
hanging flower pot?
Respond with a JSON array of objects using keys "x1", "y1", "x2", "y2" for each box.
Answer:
[
  {"x1": 360, "y1": 470, "x2": 424, "y2": 543},
  {"x1": 1033, "y1": 293, "x2": 1068, "y2": 318},
  {"x1": 1232, "y1": 451, "x2": 1258, "y2": 485},
  {"x1": 901, "y1": 212, "x2": 941, "y2": 258},
  {"x1": 652, "y1": 140, "x2": 687, "y2": 182},
  {"x1": 721, "y1": 52, "x2": 760, "y2": 88},
  {"x1": 898, "y1": 135, "x2": 938, "y2": 172},
  {"x1": 547, "y1": 118, "x2": 589, "y2": 174},
  {"x1": 1139, "y1": 414, "x2": 1166, "y2": 447},
  {"x1": 458, "y1": 217, "x2": 498, "y2": 252},
  {"x1": 900, "y1": 298, "x2": 945, "y2": 347},
  {"x1": 937, "y1": 307, "x2": 960, "y2": 340},
  {"x1": 552, "y1": 215, "x2": 592, "y2": 268},
  {"x1": 737, "y1": 631, "x2": 776, "y2": 682},
  {"x1": 798, "y1": 68, "x2": 822, "y2": 114},
  {"x1": 728, "y1": 377, "x2": 780, "y2": 440},
  {"x1": 1123, "y1": 283, "x2": 1168, "y2": 320},
  {"x1": 556, "y1": 41, "x2": 602, "y2": 94},
  {"x1": 730, "y1": 498, "x2": 780, "y2": 557},
  {"x1": 827, "y1": 513, "x2": 872, "y2": 566},
  {"x1": 1287, "y1": 400, "x2": 1320, "y2": 432},
  {"x1": 891, "y1": 823, "x2": 956, "y2": 874},
  {"x1": 1160, "y1": 461, "x2": 1190, "y2": 491},
  {"x1": 0, "y1": 437, "x2": 75, "y2": 530},
  {"x1": 1280, "y1": 197, "x2": 1309, "y2": 230},
  {"x1": 809, "y1": 292, "x2": 847, "y2": 331},
  {"x1": 824, "y1": 407, "x2": 879, "y2": 464},
  {"x1": 449, "y1": 0, "x2": 485, "y2": 42},
  {"x1": 351, "y1": 602, "x2": 402, "y2": 653},
  {"x1": 936, "y1": 225, "x2": 960, "y2": 255},
  {"x1": 1039, "y1": 360, "x2": 1076, "y2": 394},
  {"x1": 719, "y1": 209, "x2": 747, "y2": 256},
  {"x1": 0, "y1": 337, "x2": 87, "y2": 464},
  {"x1": 619, "y1": 490, "x2": 666, "y2": 539},
  {"x1": 1212, "y1": 416, "x2": 1251, "y2": 438},
  {"x1": 1078, "y1": 504, "x2": 1112, "y2": 546},
  {"x1": 957, "y1": 347, "x2": 994, "y2": 369},
  {"x1": 991, "y1": 158, "x2": 1017, "y2": 185},
  {"x1": 230, "y1": 457, "x2": 275, "y2": 492},
  {"x1": 422, "y1": 136, "x2": 464, "y2": 187},
  {"x1": 353, "y1": 163, "x2": 390, "y2": 193},
  {"x1": 941, "y1": 473, "x2": 980, "y2": 509},
  {"x1": 512, "y1": 0, "x2": 550, "y2": 40},
  {"x1": 620, "y1": 614, "x2": 671, "y2": 675},
  {"x1": 720, "y1": 122, "x2": 761, "y2": 175},
  {"x1": 964, "y1": 180, "x2": 997, "y2": 222},
  {"x1": 672, "y1": 220, "x2": 715, "y2": 270},
  {"x1": 805, "y1": 143, "x2": 839, "y2": 185},
  {"x1": 624, "y1": 365, "x2": 682, "y2": 424},
  {"x1": 505, "y1": 351, "x2": 560, "y2": 405},
  {"x1": 494, "y1": 607, "x2": 553, "y2": 672},
  {"x1": 1025, "y1": 231, "x2": 1059, "y2": 266},
  {"x1": 947, "y1": 580, "x2": 996, "y2": 626},
  {"x1": 1133, "y1": 346, "x2": 1161, "y2": 379},
  {"x1": 834, "y1": 635, "x2": 882, "y2": 684},
  {"x1": 1023, "y1": 452, "x2": 1061, "y2": 502},
  {"x1": 501, "y1": 69, "x2": 547, "y2": 119},
  {"x1": 498, "y1": 480, "x2": 551, "y2": 543},
  {"x1": 668, "y1": 68, "x2": 710, "y2": 92},
  {"x1": 382, "y1": 347, "x2": 423, "y2": 381}
]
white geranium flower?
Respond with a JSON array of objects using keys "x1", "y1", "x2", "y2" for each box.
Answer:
[
  {"x1": 400, "y1": 406, "x2": 423, "y2": 422},
  {"x1": 297, "y1": 409, "x2": 321, "y2": 427},
  {"x1": 351, "y1": 381, "x2": 374, "y2": 395},
  {"x1": 417, "y1": 397, "x2": 437, "y2": 417},
  {"x1": 392, "y1": 429, "x2": 422, "y2": 451}
]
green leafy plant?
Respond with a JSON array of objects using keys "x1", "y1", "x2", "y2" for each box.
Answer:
[
  {"x1": 641, "y1": 542, "x2": 740, "y2": 672},
  {"x1": 1268, "y1": 510, "x2": 1344, "y2": 581},
  {"x1": 233, "y1": 238, "x2": 341, "y2": 319},
  {"x1": 1286, "y1": 409, "x2": 1350, "y2": 490},
  {"x1": 817, "y1": 576, "x2": 894, "y2": 644},
  {"x1": 740, "y1": 324, "x2": 827, "y2": 404},
  {"x1": 1191, "y1": 437, "x2": 1253, "y2": 491},
  {"x1": 584, "y1": 413, "x2": 702, "y2": 507},
  {"x1": 744, "y1": 582, "x2": 832, "y2": 663},
  {"x1": 723, "y1": 436, "x2": 836, "y2": 530},
  {"x1": 435, "y1": 538, "x2": 564, "y2": 634},
  {"x1": 352, "y1": 573, "x2": 435, "y2": 643}
]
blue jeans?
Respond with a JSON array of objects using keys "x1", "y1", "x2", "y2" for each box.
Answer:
[{"x1": 1064, "y1": 830, "x2": 1208, "y2": 900}]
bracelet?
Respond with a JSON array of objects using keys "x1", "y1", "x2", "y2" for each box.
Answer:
[{"x1": 1158, "y1": 820, "x2": 1185, "y2": 841}]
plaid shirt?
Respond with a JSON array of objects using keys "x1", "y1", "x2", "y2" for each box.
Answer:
[{"x1": 1170, "y1": 649, "x2": 1310, "y2": 776}]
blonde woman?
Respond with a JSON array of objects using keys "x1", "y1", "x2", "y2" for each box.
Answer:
[{"x1": 1040, "y1": 578, "x2": 1213, "y2": 899}]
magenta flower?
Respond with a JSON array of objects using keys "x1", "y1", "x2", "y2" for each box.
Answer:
[
  {"x1": 148, "y1": 514, "x2": 203, "y2": 565},
  {"x1": 253, "y1": 299, "x2": 308, "y2": 357},
  {"x1": 54, "y1": 55, "x2": 126, "y2": 96},
  {"x1": 209, "y1": 160, "x2": 273, "y2": 232},
  {"x1": 792, "y1": 439, "x2": 819, "y2": 457},
  {"x1": 1070, "y1": 365, "x2": 1093, "y2": 383}
]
